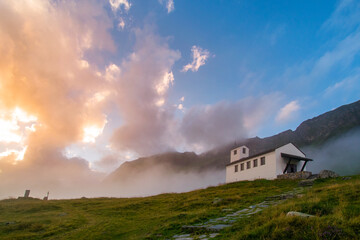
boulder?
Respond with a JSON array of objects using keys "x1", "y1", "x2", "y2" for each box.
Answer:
[
  {"x1": 307, "y1": 174, "x2": 319, "y2": 179},
  {"x1": 3, "y1": 221, "x2": 16, "y2": 226},
  {"x1": 286, "y1": 211, "x2": 315, "y2": 218},
  {"x1": 212, "y1": 197, "x2": 222, "y2": 204},
  {"x1": 299, "y1": 179, "x2": 315, "y2": 187},
  {"x1": 318, "y1": 170, "x2": 339, "y2": 179},
  {"x1": 206, "y1": 224, "x2": 232, "y2": 231},
  {"x1": 221, "y1": 208, "x2": 233, "y2": 212}
]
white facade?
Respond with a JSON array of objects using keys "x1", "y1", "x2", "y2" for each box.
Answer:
[
  {"x1": 226, "y1": 143, "x2": 308, "y2": 183},
  {"x1": 230, "y1": 145, "x2": 249, "y2": 163}
]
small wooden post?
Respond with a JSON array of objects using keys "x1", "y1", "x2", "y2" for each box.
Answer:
[
  {"x1": 301, "y1": 161, "x2": 308, "y2": 172},
  {"x1": 283, "y1": 159, "x2": 291, "y2": 174}
]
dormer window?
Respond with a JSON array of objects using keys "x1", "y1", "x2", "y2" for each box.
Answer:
[
  {"x1": 234, "y1": 150, "x2": 237, "y2": 155},
  {"x1": 243, "y1": 147, "x2": 246, "y2": 154}
]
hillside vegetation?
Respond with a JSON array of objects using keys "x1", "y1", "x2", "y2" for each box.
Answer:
[{"x1": 1, "y1": 175, "x2": 359, "y2": 239}]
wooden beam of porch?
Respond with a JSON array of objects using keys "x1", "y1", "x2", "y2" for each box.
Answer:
[{"x1": 283, "y1": 158, "x2": 291, "y2": 174}]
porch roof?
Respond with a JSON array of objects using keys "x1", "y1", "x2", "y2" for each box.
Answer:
[{"x1": 281, "y1": 153, "x2": 313, "y2": 162}]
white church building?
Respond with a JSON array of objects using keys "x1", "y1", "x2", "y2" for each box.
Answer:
[{"x1": 226, "y1": 143, "x2": 313, "y2": 183}]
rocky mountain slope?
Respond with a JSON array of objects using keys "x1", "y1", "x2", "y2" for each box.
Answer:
[{"x1": 106, "y1": 100, "x2": 360, "y2": 183}]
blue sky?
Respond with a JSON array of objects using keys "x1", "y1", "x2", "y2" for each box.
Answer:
[
  {"x1": 111, "y1": 0, "x2": 360, "y2": 136},
  {"x1": 1, "y1": 0, "x2": 360, "y2": 173}
]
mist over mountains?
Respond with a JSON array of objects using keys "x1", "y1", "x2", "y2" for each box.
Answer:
[
  {"x1": 2, "y1": 100, "x2": 359, "y2": 199},
  {"x1": 304, "y1": 127, "x2": 360, "y2": 175},
  {"x1": 105, "y1": 100, "x2": 360, "y2": 196}
]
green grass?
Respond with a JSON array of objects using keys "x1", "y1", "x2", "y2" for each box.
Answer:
[
  {"x1": 1, "y1": 176, "x2": 359, "y2": 239},
  {"x1": 222, "y1": 176, "x2": 360, "y2": 240}
]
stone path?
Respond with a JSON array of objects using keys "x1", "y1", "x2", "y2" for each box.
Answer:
[{"x1": 171, "y1": 187, "x2": 306, "y2": 240}]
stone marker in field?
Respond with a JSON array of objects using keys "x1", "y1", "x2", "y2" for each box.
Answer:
[
  {"x1": 24, "y1": 189, "x2": 30, "y2": 198},
  {"x1": 43, "y1": 191, "x2": 49, "y2": 200}
]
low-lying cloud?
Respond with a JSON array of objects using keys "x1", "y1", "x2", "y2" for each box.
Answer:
[
  {"x1": 304, "y1": 127, "x2": 360, "y2": 176},
  {"x1": 180, "y1": 94, "x2": 282, "y2": 152},
  {"x1": 0, "y1": 148, "x2": 105, "y2": 199},
  {"x1": 180, "y1": 101, "x2": 247, "y2": 152},
  {"x1": 106, "y1": 165, "x2": 225, "y2": 198}
]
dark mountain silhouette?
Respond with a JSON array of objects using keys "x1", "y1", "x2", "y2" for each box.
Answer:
[{"x1": 106, "y1": 100, "x2": 360, "y2": 183}]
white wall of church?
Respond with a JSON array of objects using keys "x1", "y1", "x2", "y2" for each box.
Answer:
[{"x1": 226, "y1": 151, "x2": 277, "y2": 183}]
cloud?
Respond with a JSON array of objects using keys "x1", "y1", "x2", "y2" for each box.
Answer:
[
  {"x1": 156, "y1": 71, "x2": 174, "y2": 95},
  {"x1": 310, "y1": 30, "x2": 360, "y2": 78},
  {"x1": 82, "y1": 123, "x2": 107, "y2": 143},
  {"x1": 118, "y1": 17, "x2": 125, "y2": 30},
  {"x1": 323, "y1": 70, "x2": 360, "y2": 98},
  {"x1": 324, "y1": 81, "x2": 347, "y2": 95},
  {"x1": 305, "y1": 127, "x2": 360, "y2": 176},
  {"x1": 276, "y1": 101, "x2": 300, "y2": 123},
  {"x1": 0, "y1": 0, "x2": 113, "y2": 147},
  {"x1": 109, "y1": 0, "x2": 131, "y2": 12},
  {"x1": 159, "y1": 0, "x2": 174, "y2": 13},
  {"x1": 109, "y1": 0, "x2": 130, "y2": 31},
  {"x1": 283, "y1": 28, "x2": 360, "y2": 88},
  {"x1": 105, "y1": 63, "x2": 121, "y2": 81},
  {"x1": 182, "y1": 46, "x2": 211, "y2": 72},
  {"x1": 174, "y1": 96, "x2": 185, "y2": 111},
  {"x1": 0, "y1": 0, "x2": 114, "y2": 199},
  {"x1": 105, "y1": 163, "x2": 224, "y2": 197},
  {"x1": 279, "y1": 1, "x2": 360, "y2": 97},
  {"x1": 316, "y1": 0, "x2": 360, "y2": 77},
  {"x1": 110, "y1": 27, "x2": 181, "y2": 156},
  {"x1": 0, "y1": 0, "x2": 294, "y2": 200},
  {"x1": 269, "y1": 24, "x2": 286, "y2": 45},
  {"x1": 180, "y1": 94, "x2": 282, "y2": 152},
  {"x1": 0, "y1": 149, "x2": 106, "y2": 199},
  {"x1": 322, "y1": 0, "x2": 360, "y2": 31},
  {"x1": 166, "y1": 0, "x2": 174, "y2": 13},
  {"x1": 94, "y1": 154, "x2": 121, "y2": 172},
  {"x1": 180, "y1": 102, "x2": 247, "y2": 152},
  {"x1": 0, "y1": 0, "x2": 227, "y2": 199},
  {"x1": 237, "y1": 65, "x2": 265, "y2": 96}
]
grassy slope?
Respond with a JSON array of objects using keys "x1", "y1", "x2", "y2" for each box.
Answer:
[
  {"x1": 223, "y1": 177, "x2": 360, "y2": 240},
  {"x1": 1, "y1": 176, "x2": 359, "y2": 240}
]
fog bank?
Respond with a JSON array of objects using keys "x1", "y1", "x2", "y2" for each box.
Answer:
[{"x1": 304, "y1": 128, "x2": 360, "y2": 176}]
